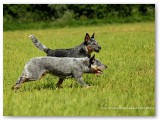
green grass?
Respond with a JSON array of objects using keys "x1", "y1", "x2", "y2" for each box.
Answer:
[{"x1": 3, "y1": 22, "x2": 155, "y2": 116}]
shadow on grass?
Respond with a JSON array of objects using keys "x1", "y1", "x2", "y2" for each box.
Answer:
[
  {"x1": 18, "y1": 81, "x2": 58, "y2": 92},
  {"x1": 32, "y1": 83, "x2": 57, "y2": 90}
]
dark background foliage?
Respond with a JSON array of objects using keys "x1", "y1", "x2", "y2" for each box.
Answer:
[{"x1": 3, "y1": 4, "x2": 155, "y2": 31}]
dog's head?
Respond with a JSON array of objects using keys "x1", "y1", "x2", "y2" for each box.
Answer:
[
  {"x1": 84, "y1": 33, "x2": 101, "y2": 53},
  {"x1": 89, "y1": 55, "x2": 107, "y2": 76}
]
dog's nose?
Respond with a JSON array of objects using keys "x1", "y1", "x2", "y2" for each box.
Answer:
[{"x1": 99, "y1": 46, "x2": 101, "y2": 50}]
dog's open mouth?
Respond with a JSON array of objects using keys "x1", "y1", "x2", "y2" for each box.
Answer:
[
  {"x1": 91, "y1": 65, "x2": 106, "y2": 76},
  {"x1": 92, "y1": 68, "x2": 103, "y2": 76},
  {"x1": 94, "y1": 49, "x2": 100, "y2": 53},
  {"x1": 95, "y1": 69, "x2": 103, "y2": 76}
]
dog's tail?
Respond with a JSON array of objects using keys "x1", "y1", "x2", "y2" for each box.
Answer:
[{"x1": 29, "y1": 35, "x2": 50, "y2": 53}]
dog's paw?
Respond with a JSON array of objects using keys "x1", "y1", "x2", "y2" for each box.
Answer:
[
  {"x1": 83, "y1": 85, "x2": 91, "y2": 89},
  {"x1": 11, "y1": 84, "x2": 20, "y2": 91}
]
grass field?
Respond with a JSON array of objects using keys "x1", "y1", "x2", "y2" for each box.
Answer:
[{"x1": 3, "y1": 22, "x2": 155, "y2": 116}]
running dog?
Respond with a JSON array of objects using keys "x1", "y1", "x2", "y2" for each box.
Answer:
[
  {"x1": 29, "y1": 33, "x2": 101, "y2": 58},
  {"x1": 12, "y1": 55, "x2": 107, "y2": 90}
]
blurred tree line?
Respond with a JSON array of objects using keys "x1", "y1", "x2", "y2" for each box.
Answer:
[{"x1": 3, "y1": 4, "x2": 155, "y2": 31}]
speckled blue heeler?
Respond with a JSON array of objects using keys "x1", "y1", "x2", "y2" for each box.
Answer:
[{"x1": 12, "y1": 55, "x2": 107, "y2": 90}]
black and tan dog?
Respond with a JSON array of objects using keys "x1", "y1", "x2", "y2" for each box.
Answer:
[
  {"x1": 12, "y1": 55, "x2": 107, "y2": 90},
  {"x1": 29, "y1": 33, "x2": 101, "y2": 58}
]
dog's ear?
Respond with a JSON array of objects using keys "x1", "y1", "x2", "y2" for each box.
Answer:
[
  {"x1": 91, "y1": 33, "x2": 95, "y2": 38},
  {"x1": 90, "y1": 54, "x2": 95, "y2": 64},
  {"x1": 84, "y1": 33, "x2": 90, "y2": 43}
]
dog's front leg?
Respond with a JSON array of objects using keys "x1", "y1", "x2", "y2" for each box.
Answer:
[
  {"x1": 72, "y1": 69, "x2": 90, "y2": 87},
  {"x1": 75, "y1": 77, "x2": 89, "y2": 87}
]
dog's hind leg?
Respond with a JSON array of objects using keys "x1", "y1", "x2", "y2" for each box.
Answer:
[
  {"x1": 12, "y1": 70, "x2": 47, "y2": 90},
  {"x1": 56, "y1": 78, "x2": 65, "y2": 89},
  {"x1": 12, "y1": 77, "x2": 28, "y2": 90}
]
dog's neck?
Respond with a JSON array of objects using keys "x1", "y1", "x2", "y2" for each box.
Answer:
[
  {"x1": 77, "y1": 43, "x2": 91, "y2": 58},
  {"x1": 80, "y1": 58, "x2": 92, "y2": 73}
]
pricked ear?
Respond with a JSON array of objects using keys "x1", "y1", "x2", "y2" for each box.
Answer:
[
  {"x1": 90, "y1": 54, "x2": 95, "y2": 64},
  {"x1": 91, "y1": 33, "x2": 95, "y2": 38},
  {"x1": 84, "y1": 33, "x2": 90, "y2": 42}
]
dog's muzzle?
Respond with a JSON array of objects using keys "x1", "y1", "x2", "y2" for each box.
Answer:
[
  {"x1": 91, "y1": 65, "x2": 106, "y2": 76},
  {"x1": 94, "y1": 46, "x2": 101, "y2": 53}
]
